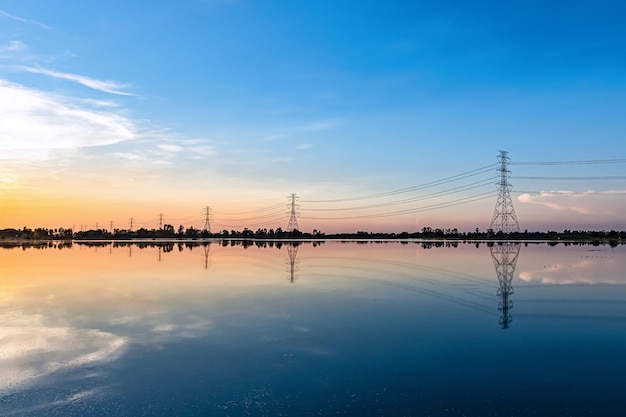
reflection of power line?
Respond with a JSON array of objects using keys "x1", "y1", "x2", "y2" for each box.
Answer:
[
  {"x1": 490, "y1": 242, "x2": 521, "y2": 329},
  {"x1": 305, "y1": 255, "x2": 495, "y2": 314},
  {"x1": 286, "y1": 243, "x2": 300, "y2": 283}
]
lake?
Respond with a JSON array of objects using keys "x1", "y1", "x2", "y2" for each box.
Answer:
[{"x1": 1, "y1": 240, "x2": 625, "y2": 416}]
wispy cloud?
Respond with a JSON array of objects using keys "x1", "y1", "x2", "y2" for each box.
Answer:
[
  {"x1": 20, "y1": 66, "x2": 135, "y2": 96},
  {"x1": 297, "y1": 118, "x2": 343, "y2": 132},
  {"x1": 157, "y1": 144, "x2": 184, "y2": 153},
  {"x1": 0, "y1": 313, "x2": 126, "y2": 394},
  {"x1": 272, "y1": 156, "x2": 293, "y2": 163},
  {"x1": 78, "y1": 98, "x2": 120, "y2": 108},
  {"x1": 1, "y1": 40, "x2": 27, "y2": 52},
  {"x1": 263, "y1": 133, "x2": 287, "y2": 141},
  {"x1": 518, "y1": 190, "x2": 625, "y2": 215},
  {"x1": 0, "y1": 8, "x2": 51, "y2": 30},
  {"x1": 0, "y1": 79, "x2": 137, "y2": 160},
  {"x1": 261, "y1": 119, "x2": 342, "y2": 144},
  {"x1": 111, "y1": 152, "x2": 147, "y2": 161},
  {"x1": 297, "y1": 143, "x2": 313, "y2": 150}
]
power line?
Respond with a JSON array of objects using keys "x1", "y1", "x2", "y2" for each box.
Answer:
[
  {"x1": 301, "y1": 163, "x2": 498, "y2": 203},
  {"x1": 513, "y1": 176, "x2": 626, "y2": 180},
  {"x1": 213, "y1": 219, "x2": 285, "y2": 229},
  {"x1": 300, "y1": 190, "x2": 497, "y2": 220},
  {"x1": 213, "y1": 202, "x2": 286, "y2": 215},
  {"x1": 512, "y1": 190, "x2": 626, "y2": 196},
  {"x1": 214, "y1": 210, "x2": 288, "y2": 223},
  {"x1": 302, "y1": 178, "x2": 497, "y2": 212},
  {"x1": 511, "y1": 158, "x2": 626, "y2": 166}
]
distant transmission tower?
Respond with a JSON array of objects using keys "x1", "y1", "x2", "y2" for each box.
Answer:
[
  {"x1": 203, "y1": 206, "x2": 213, "y2": 233},
  {"x1": 490, "y1": 150, "x2": 520, "y2": 233},
  {"x1": 287, "y1": 193, "x2": 300, "y2": 232}
]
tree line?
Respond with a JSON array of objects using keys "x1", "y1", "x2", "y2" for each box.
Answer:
[{"x1": 0, "y1": 225, "x2": 624, "y2": 244}]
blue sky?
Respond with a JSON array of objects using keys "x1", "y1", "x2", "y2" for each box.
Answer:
[{"x1": 1, "y1": 0, "x2": 625, "y2": 232}]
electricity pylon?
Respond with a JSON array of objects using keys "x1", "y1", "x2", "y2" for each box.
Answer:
[
  {"x1": 490, "y1": 242, "x2": 521, "y2": 329},
  {"x1": 490, "y1": 150, "x2": 520, "y2": 233},
  {"x1": 287, "y1": 193, "x2": 300, "y2": 232},
  {"x1": 203, "y1": 206, "x2": 213, "y2": 233}
]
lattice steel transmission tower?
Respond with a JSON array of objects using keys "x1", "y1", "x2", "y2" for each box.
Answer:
[
  {"x1": 287, "y1": 193, "x2": 300, "y2": 232},
  {"x1": 490, "y1": 242, "x2": 521, "y2": 329},
  {"x1": 203, "y1": 206, "x2": 213, "y2": 233},
  {"x1": 490, "y1": 150, "x2": 520, "y2": 233}
]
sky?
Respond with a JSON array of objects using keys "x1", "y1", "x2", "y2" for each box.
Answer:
[{"x1": 1, "y1": 0, "x2": 625, "y2": 233}]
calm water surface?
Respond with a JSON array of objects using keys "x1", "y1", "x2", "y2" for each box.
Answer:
[{"x1": 1, "y1": 241, "x2": 625, "y2": 416}]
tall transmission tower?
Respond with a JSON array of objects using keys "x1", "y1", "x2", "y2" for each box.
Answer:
[
  {"x1": 287, "y1": 193, "x2": 300, "y2": 232},
  {"x1": 490, "y1": 150, "x2": 520, "y2": 233},
  {"x1": 203, "y1": 206, "x2": 213, "y2": 233},
  {"x1": 490, "y1": 242, "x2": 521, "y2": 329},
  {"x1": 159, "y1": 213, "x2": 163, "y2": 229}
]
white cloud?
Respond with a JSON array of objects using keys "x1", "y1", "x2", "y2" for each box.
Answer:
[
  {"x1": 272, "y1": 156, "x2": 293, "y2": 163},
  {"x1": 20, "y1": 66, "x2": 135, "y2": 96},
  {"x1": 189, "y1": 145, "x2": 216, "y2": 157},
  {"x1": 1, "y1": 40, "x2": 27, "y2": 51},
  {"x1": 297, "y1": 118, "x2": 343, "y2": 131},
  {"x1": 297, "y1": 143, "x2": 313, "y2": 150},
  {"x1": 78, "y1": 98, "x2": 120, "y2": 108},
  {"x1": 157, "y1": 144, "x2": 184, "y2": 153},
  {"x1": 111, "y1": 152, "x2": 146, "y2": 161},
  {"x1": 0, "y1": 8, "x2": 51, "y2": 30},
  {"x1": 0, "y1": 79, "x2": 137, "y2": 160},
  {"x1": 263, "y1": 133, "x2": 287, "y2": 141},
  {"x1": 518, "y1": 190, "x2": 625, "y2": 216}
]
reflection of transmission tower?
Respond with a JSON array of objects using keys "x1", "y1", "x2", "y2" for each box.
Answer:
[
  {"x1": 490, "y1": 242, "x2": 521, "y2": 329},
  {"x1": 286, "y1": 243, "x2": 300, "y2": 283},
  {"x1": 203, "y1": 243, "x2": 212, "y2": 269},
  {"x1": 287, "y1": 193, "x2": 300, "y2": 232},
  {"x1": 490, "y1": 150, "x2": 520, "y2": 233},
  {"x1": 203, "y1": 206, "x2": 213, "y2": 233}
]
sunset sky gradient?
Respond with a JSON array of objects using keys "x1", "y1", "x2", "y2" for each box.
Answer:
[{"x1": 1, "y1": 0, "x2": 625, "y2": 232}]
